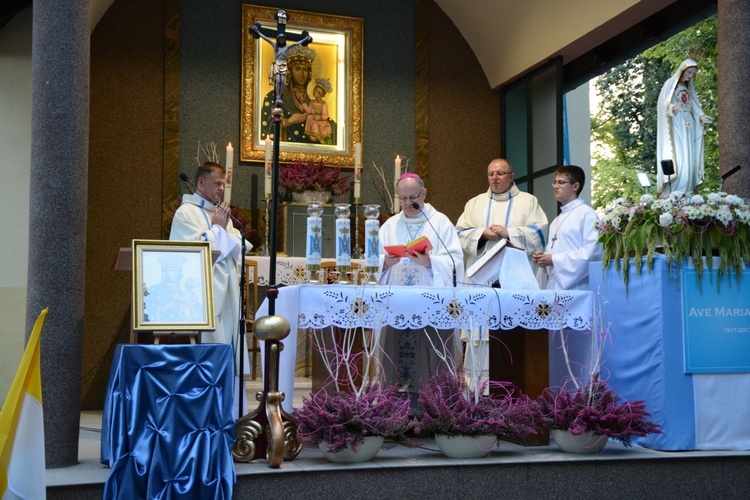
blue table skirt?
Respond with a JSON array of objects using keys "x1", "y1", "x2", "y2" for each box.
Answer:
[
  {"x1": 101, "y1": 344, "x2": 236, "y2": 498},
  {"x1": 591, "y1": 256, "x2": 750, "y2": 451}
]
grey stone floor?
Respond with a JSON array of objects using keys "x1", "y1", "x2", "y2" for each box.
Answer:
[{"x1": 47, "y1": 376, "x2": 750, "y2": 489}]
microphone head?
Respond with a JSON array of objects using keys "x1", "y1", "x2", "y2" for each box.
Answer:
[
  {"x1": 179, "y1": 173, "x2": 190, "y2": 182},
  {"x1": 412, "y1": 202, "x2": 421, "y2": 210}
]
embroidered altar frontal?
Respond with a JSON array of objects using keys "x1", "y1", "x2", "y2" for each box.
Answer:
[{"x1": 292, "y1": 285, "x2": 594, "y2": 331}]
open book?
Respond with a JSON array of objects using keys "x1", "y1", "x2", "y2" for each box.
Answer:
[
  {"x1": 384, "y1": 235, "x2": 433, "y2": 257},
  {"x1": 466, "y1": 239, "x2": 507, "y2": 278}
]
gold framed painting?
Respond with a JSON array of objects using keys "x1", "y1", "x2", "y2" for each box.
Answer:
[
  {"x1": 132, "y1": 239, "x2": 215, "y2": 332},
  {"x1": 241, "y1": 5, "x2": 363, "y2": 167}
]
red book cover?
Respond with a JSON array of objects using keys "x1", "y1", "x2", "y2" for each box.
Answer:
[{"x1": 384, "y1": 236, "x2": 433, "y2": 257}]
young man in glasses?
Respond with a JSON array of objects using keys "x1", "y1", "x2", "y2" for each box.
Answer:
[
  {"x1": 532, "y1": 165, "x2": 601, "y2": 291},
  {"x1": 532, "y1": 165, "x2": 602, "y2": 389}
]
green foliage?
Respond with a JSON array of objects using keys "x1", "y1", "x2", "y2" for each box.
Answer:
[{"x1": 592, "y1": 14, "x2": 718, "y2": 207}]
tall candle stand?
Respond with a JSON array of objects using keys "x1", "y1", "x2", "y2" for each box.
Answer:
[
  {"x1": 305, "y1": 201, "x2": 323, "y2": 283},
  {"x1": 352, "y1": 199, "x2": 363, "y2": 259}
]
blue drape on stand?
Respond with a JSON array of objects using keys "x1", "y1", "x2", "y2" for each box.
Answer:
[
  {"x1": 101, "y1": 344, "x2": 235, "y2": 498},
  {"x1": 590, "y1": 256, "x2": 696, "y2": 450}
]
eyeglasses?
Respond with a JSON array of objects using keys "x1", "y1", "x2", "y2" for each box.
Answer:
[
  {"x1": 488, "y1": 171, "x2": 513, "y2": 178},
  {"x1": 552, "y1": 180, "x2": 572, "y2": 186},
  {"x1": 398, "y1": 189, "x2": 424, "y2": 203}
]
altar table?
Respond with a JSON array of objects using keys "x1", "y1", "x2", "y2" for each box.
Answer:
[
  {"x1": 257, "y1": 284, "x2": 595, "y2": 413},
  {"x1": 100, "y1": 344, "x2": 236, "y2": 498}
]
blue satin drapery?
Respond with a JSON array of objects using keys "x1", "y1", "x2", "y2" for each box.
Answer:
[{"x1": 101, "y1": 344, "x2": 236, "y2": 498}]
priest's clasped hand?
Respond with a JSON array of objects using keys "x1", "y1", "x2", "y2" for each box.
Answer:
[
  {"x1": 532, "y1": 251, "x2": 552, "y2": 268},
  {"x1": 211, "y1": 202, "x2": 231, "y2": 228},
  {"x1": 483, "y1": 224, "x2": 508, "y2": 241}
]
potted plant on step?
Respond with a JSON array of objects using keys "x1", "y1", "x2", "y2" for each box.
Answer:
[
  {"x1": 536, "y1": 374, "x2": 662, "y2": 453},
  {"x1": 538, "y1": 299, "x2": 661, "y2": 453},
  {"x1": 293, "y1": 318, "x2": 412, "y2": 463},
  {"x1": 294, "y1": 382, "x2": 411, "y2": 462},
  {"x1": 415, "y1": 371, "x2": 540, "y2": 459}
]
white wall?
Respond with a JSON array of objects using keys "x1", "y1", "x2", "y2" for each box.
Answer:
[
  {"x1": 566, "y1": 81, "x2": 593, "y2": 203},
  {"x1": 0, "y1": 8, "x2": 32, "y2": 401}
]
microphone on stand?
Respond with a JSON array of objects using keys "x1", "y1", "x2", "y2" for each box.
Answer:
[
  {"x1": 412, "y1": 202, "x2": 457, "y2": 288},
  {"x1": 719, "y1": 165, "x2": 741, "y2": 192}
]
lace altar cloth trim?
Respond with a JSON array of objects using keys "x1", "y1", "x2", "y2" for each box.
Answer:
[{"x1": 290, "y1": 284, "x2": 594, "y2": 331}]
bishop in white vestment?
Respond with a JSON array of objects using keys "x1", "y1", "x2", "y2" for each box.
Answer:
[{"x1": 378, "y1": 174, "x2": 464, "y2": 392}]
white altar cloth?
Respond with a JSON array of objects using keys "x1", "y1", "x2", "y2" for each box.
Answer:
[{"x1": 257, "y1": 284, "x2": 594, "y2": 412}]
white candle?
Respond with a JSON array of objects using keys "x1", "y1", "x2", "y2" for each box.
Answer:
[
  {"x1": 264, "y1": 135, "x2": 272, "y2": 199},
  {"x1": 335, "y1": 217, "x2": 351, "y2": 267},
  {"x1": 394, "y1": 155, "x2": 402, "y2": 212},
  {"x1": 354, "y1": 142, "x2": 362, "y2": 200},
  {"x1": 225, "y1": 142, "x2": 234, "y2": 204},
  {"x1": 306, "y1": 217, "x2": 322, "y2": 266},
  {"x1": 364, "y1": 219, "x2": 380, "y2": 268}
]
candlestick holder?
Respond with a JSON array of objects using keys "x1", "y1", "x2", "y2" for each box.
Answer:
[
  {"x1": 260, "y1": 197, "x2": 271, "y2": 256},
  {"x1": 352, "y1": 199, "x2": 363, "y2": 259}
]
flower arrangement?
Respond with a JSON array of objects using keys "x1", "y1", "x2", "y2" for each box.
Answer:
[
  {"x1": 415, "y1": 371, "x2": 539, "y2": 439},
  {"x1": 536, "y1": 374, "x2": 661, "y2": 447},
  {"x1": 279, "y1": 159, "x2": 352, "y2": 195},
  {"x1": 293, "y1": 383, "x2": 412, "y2": 453},
  {"x1": 597, "y1": 191, "x2": 750, "y2": 285}
]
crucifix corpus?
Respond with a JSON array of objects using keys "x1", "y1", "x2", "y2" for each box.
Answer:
[{"x1": 250, "y1": 9, "x2": 313, "y2": 109}]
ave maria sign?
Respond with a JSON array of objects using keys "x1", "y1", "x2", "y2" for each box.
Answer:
[{"x1": 682, "y1": 268, "x2": 750, "y2": 373}]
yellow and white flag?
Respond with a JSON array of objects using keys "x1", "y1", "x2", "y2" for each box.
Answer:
[{"x1": 0, "y1": 308, "x2": 47, "y2": 500}]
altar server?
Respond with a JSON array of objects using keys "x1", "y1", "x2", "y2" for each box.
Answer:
[{"x1": 533, "y1": 165, "x2": 602, "y2": 388}]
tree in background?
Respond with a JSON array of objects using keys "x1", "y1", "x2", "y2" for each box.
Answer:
[{"x1": 591, "y1": 14, "x2": 718, "y2": 209}]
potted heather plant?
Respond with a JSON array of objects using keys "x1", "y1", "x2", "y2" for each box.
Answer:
[
  {"x1": 537, "y1": 301, "x2": 661, "y2": 453},
  {"x1": 279, "y1": 159, "x2": 351, "y2": 203},
  {"x1": 536, "y1": 374, "x2": 662, "y2": 453},
  {"x1": 415, "y1": 371, "x2": 540, "y2": 458},
  {"x1": 293, "y1": 382, "x2": 411, "y2": 462},
  {"x1": 292, "y1": 321, "x2": 412, "y2": 462}
]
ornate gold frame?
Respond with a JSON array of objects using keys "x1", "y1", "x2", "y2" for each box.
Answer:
[
  {"x1": 241, "y1": 5, "x2": 363, "y2": 167},
  {"x1": 132, "y1": 239, "x2": 215, "y2": 332}
]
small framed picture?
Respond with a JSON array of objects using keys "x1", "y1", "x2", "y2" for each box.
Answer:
[{"x1": 131, "y1": 240, "x2": 215, "y2": 332}]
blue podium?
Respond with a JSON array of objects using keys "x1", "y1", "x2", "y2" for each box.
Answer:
[
  {"x1": 591, "y1": 255, "x2": 750, "y2": 451},
  {"x1": 101, "y1": 344, "x2": 236, "y2": 498}
]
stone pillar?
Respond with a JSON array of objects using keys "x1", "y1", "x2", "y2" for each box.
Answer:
[
  {"x1": 26, "y1": 0, "x2": 89, "y2": 468},
  {"x1": 718, "y1": 0, "x2": 750, "y2": 198}
]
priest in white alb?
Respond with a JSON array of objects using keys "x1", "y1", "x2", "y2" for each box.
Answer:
[
  {"x1": 378, "y1": 173, "x2": 464, "y2": 394},
  {"x1": 455, "y1": 159, "x2": 548, "y2": 388},
  {"x1": 170, "y1": 161, "x2": 251, "y2": 415},
  {"x1": 456, "y1": 158, "x2": 548, "y2": 281},
  {"x1": 533, "y1": 165, "x2": 602, "y2": 389}
]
